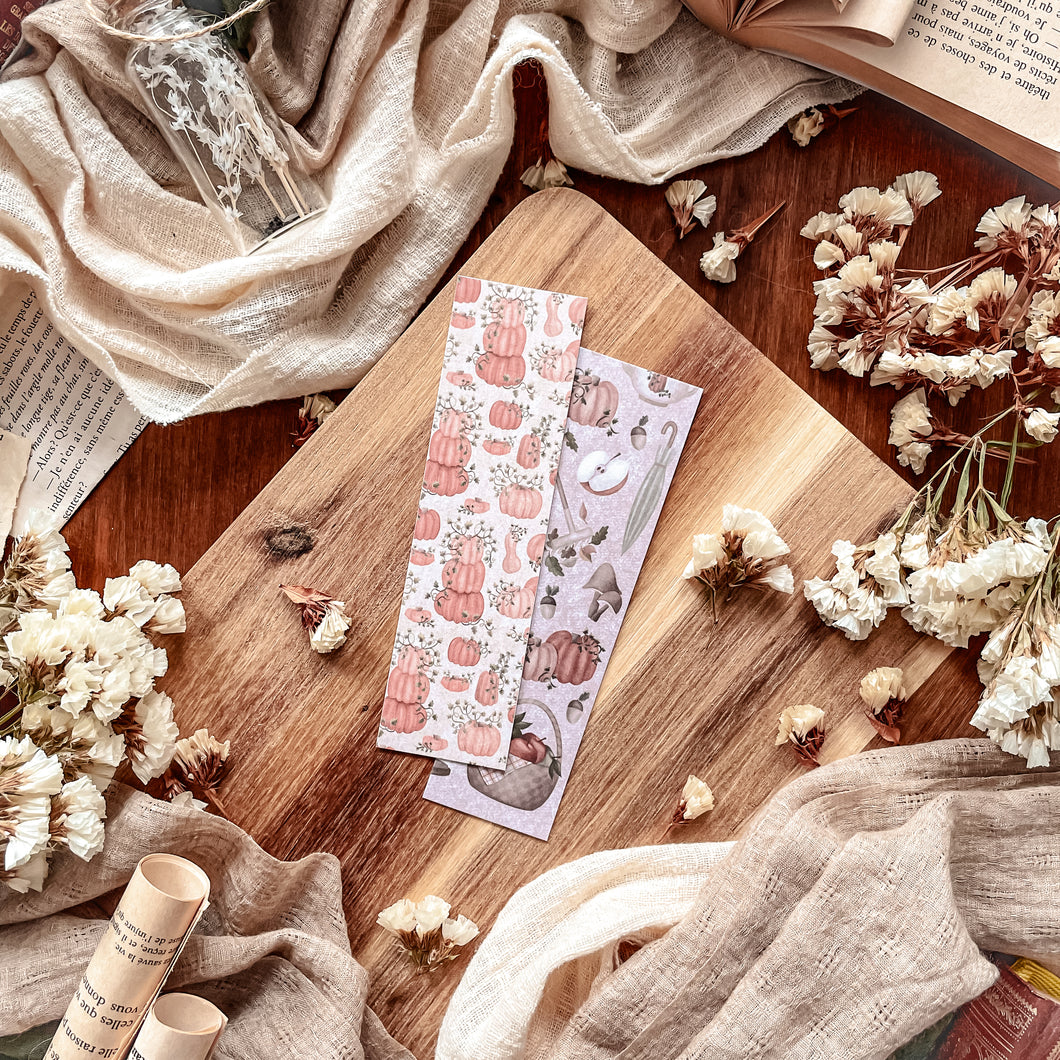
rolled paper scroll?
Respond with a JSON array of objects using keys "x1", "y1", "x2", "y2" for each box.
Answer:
[
  {"x1": 128, "y1": 994, "x2": 226, "y2": 1060},
  {"x1": 47, "y1": 854, "x2": 211, "y2": 1060}
]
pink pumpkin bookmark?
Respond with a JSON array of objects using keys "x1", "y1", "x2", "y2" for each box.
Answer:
[
  {"x1": 423, "y1": 348, "x2": 701, "y2": 838},
  {"x1": 377, "y1": 276, "x2": 586, "y2": 769}
]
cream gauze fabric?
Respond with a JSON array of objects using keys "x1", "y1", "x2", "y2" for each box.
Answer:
[
  {"x1": 439, "y1": 739, "x2": 1060, "y2": 1060},
  {"x1": 0, "y1": 0, "x2": 855, "y2": 422}
]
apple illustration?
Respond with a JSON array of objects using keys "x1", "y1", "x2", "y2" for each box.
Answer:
[
  {"x1": 577, "y1": 449, "x2": 629, "y2": 495},
  {"x1": 508, "y1": 733, "x2": 548, "y2": 764}
]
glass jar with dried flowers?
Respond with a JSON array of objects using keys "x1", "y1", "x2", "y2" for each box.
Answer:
[{"x1": 114, "y1": 0, "x2": 325, "y2": 253}]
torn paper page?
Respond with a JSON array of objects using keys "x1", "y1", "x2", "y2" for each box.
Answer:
[
  {"x1": 0, "y1": 282, "x2": 146, "y2": 533},
  {"x1": 0, "y1": 426, "x2": 30, "y2": 541}
]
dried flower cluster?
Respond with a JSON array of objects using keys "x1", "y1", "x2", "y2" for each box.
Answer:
[
  {"x1": 805, "y1": 433, "x2": 1060, "y2": 765},
  {"x1": 666, "y1": 773, "x2": 714, "y2": 833},
  {"x1": 665, "y1": 180, "x2": 717, "y2": 239},
  {"x1": 786, "y1": 104, "x2": 857, "y2": 147},
  {"x1": 859, "y1": 665, "x2": 907, "y2": 744},
  {"x1": 161, "y1": 727, "x2": 231, "y2": 811},
  {"x1": 663, "y1": 178, "x2": 783, "y2": 284},
  {"x1": 682, "y1": 505, "x2": 794, "y2": 622},
  {"x1": 293, "y1": 392, "x2": 337, "y2": 447},
  {"x1": 0, "y1": 514, "x2": 186, "y2": 891},
  {"x1": 775, "y1": 703, "x2": 826, "y2": 767},
  {"x1": 377, "y1": 894, "x2": 479, "y2": 972},
  {"x1": 280, "y1": 583, "x2": 351, "y2": 653},
  {"x1": 521, "y1": 155, "x2": 573, "y2": 193},
  {"x1": 801, "y1": 174, "x2": 1060, "y2": 473}
]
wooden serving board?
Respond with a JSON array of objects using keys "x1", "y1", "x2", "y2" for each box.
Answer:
[{"x1": 164, "y1": 189, "x2": 953, "y2": 1055}]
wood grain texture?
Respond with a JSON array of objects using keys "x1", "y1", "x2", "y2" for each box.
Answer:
[{"x1": 160, "y1": 188, "x2": 958, "y2": 1055}]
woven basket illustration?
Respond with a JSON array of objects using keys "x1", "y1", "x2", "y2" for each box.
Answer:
[{"x1": 466, "y1": 698, "x2": 562, "y2": 811}]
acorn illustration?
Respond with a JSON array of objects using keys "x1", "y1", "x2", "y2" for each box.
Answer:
[
  {"x1": 566, "y1": 692, "x2": 589, "y2": 723},
  {"x1": 631, "y1": 416, "x2": 648, "y2": 450},
  {"x1": 430, "y1": 760, "x2": 451, "y2": 777},
  {"x1": 540, "y1": 585, "x2": 559, "y2": 619}
]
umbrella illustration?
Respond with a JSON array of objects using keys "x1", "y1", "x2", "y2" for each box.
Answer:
[{"x1": 622, "y1": 420, "x2": 678, "y2": 554}]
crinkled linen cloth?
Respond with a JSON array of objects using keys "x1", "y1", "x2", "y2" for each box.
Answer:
[
  {"x1": 0, "y1": 0, "x2": 856, "y2": 421},
  {"x1": 1, "y1": 740, "x2": 1057, "y2": 1059}
]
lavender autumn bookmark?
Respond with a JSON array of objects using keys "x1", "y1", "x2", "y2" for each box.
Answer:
[
  {"x1": 424, "y1": 349, "x2": 701, "y2": 839},
  {"x1": 377, "y1": 276, "x2": 586, "y2": 769}
]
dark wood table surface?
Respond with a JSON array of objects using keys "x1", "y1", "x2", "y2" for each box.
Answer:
[{"x1": 62, "y1": 72, "x2": 1060, "y2": 760}]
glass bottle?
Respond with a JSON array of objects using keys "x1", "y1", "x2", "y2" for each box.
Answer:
[{"x1": 117, "y1": 0, "x2": 325, "y2": 254}]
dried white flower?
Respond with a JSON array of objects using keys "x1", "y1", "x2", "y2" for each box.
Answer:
[
  {"x1": 300, "y1": 393, "x2": 337, "y2": 425},
  {"x1": 147, "y1": 595, "x2": 187, "y2": 635},
  {"x1": 787, "y1": 107, "x2": 825, "y2": 147},
  {"x1": 377, "y1": 898, "x2": 417, "y2": 935},
  {"x1": 50, "y1": 776, "x2": 106, "y2": 860},
  {"x1": 1024, "y1": 407, "x2": 1060, "y2": 443},
  {"x1": 309, "y1": 602, "x2": 350, "y2": 653},
  {"x1": 775, "y1": 704, "x2": 826, "y2": 766},
  {"x1": 888, "y1": 391, "x2": 934, "y2": 473},
  {"x1": 678, "y1": 774, "x2": 714, "y2": 820},
  {"x1": 441, "y1": 914, "x2": 479, "y2": 946},
  {"x1": 700, "y1": 233, "x2": 740, "y2": 284},
  {"x1": 520, "y1": 156, "x2": 573, "y2": 193},
  {"x1": 860, "y1": 667, "x2": 905, "y2": 712},
  {"x1": 414, "y1": 894, "x2": 451, "y2": 935},
  {"x1": 116, "y1": 691, "x2": 178, "y2": 784},
  {"x1": 280, "y1": 584, "x2": 351, "y2": 654},
  {"x1": 128, "y1": 560, "x2": 182, "y2": 598},
  {"x1": 103, "y1": 577, "x2": 157, "y2": 627},
  {"x1": 974, "y1": 195, "x2": 1032, "y2": 252},
  {"x1": 665, "y1": 179, "x2": 716, "y2": 238},
  {"x1": 683, "y1": 506, "x2": 793, "y2": 619},
  {"x1": 890, "y1": 171, "x2": 941, "y2": 213}
]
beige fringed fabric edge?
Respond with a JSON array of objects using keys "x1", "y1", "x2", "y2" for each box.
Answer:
[
  {"x1": 440, "y1": 739, "x2": 1060, "y2": 1060},
  {"x1": 0, "y1": 784, "x2": 414, "y2": 1060},
  {"x1": 0, "y1": 0, "x2": 859, "y2": 422}
]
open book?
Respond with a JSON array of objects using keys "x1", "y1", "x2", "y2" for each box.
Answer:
[{"x1": 684, "y1": 0, "x2": 1060, "y2": 187}]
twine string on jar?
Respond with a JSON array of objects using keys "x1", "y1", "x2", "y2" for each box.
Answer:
[{"x1": 82, "y1": 0, "x2": 269, "y2": 43}]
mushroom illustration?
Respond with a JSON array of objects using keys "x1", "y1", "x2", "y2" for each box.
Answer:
[
  {"x1": 582, "y1": 563, "x2": 623, "y2": 621},
  {"x1": 577, "y1": 450, "x2": 630, "y2": 496}
]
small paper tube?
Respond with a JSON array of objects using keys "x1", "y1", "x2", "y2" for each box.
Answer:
[{"x1": 128, "y1": 993, "x2": 227, "y2": 1060}]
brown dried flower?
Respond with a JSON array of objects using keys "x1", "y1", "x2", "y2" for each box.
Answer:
[
  {"x1": 775, "y1": 704, "x2": 826, "y2": 767},
  {"x1": 859, "y1": 666, "x2": 907, "y2": 744},
  {"x1": 280, "y1": 583, "x2": 351, "y2": 653},
  {"x1": 162, "y1": 728, "x2": 231, "y2": 810}
]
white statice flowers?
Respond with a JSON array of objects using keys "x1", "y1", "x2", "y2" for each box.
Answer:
[
  {"x1": 859, "y1": 666, "x2": 906, "y2": 744},
  {"x1": 520, "y1": 156, "x2": 573, "y2": 193},
  {"x1": 280, "y1": 583, "x2": 351, "y2": 654},
  {"x1": 700, "y1": 234, "x2": 740, "y2": 284},
  {"x1": 0, "y1": 514, "x2": 188, "y2": 891},
  {"x1": 672, "y1": 774, "x2": 714, "y2": 826},
  {"x1": 801, "y1": 175, "x2": 1060, "y2": 473},
  {"x1": 775, "y1": 704, "x2": 826, "y2": 767},
  {"x1": 682, "y1": 506, "x2": 794, "y2": 621},
  {"x1": 377, "y1": 894, "x2": 480, "y2": 972},
  {"x1": 804, "y1": 443, "x2": 1060, "y2": 765},
  {"x1": 665, "y1": 179, "x2": 716, "y2": 239}
]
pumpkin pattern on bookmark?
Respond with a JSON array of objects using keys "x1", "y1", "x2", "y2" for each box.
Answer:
[{"x1": 378, "y1": 277, "x2": 585, "y2": 768}]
